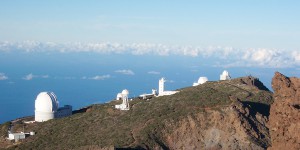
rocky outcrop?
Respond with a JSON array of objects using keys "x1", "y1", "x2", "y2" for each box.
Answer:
[
  {"x1": 163, "y1": 100, "x2": 270, "y2": 150},
  {"x1": 268, "y1": 72, "x2": 300, "y2": 150},
  {"x1": 239, "y1": 76, "x2": 270, "y2": 91}
]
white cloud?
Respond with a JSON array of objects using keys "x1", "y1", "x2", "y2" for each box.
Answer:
[
  {"x1": 292, "y1": 51, "x2": 300, "y2": 64},
  {"x1": 1, "y1": 41, "x2": 300, "y2": 68},
  {"x1": 0, "y1": 73, "x2": 8, "y2": 80},
  {"x1": 23, "y1": 73, "x2": 35, "y2": 80},
  {"x1": 41, "y1": 75, "x2": 49, "y2": 78},
  {"x1": 148, "y1": 71, "x2": 160, "y2": 75},
  {"x1": 166, "y1": 80, "x2": 175, "y2": 83},
  {"x1": 64, "y1": 77, "x2": 76, "y2": 80},
  {"x1": 89, "y1": 75, "x2": 111, "y2": 80},
  {"x1": 240, "y1": 48, "x2": 292, "y2": 68},
  {"x1": 115, "y1": 69, "x2": 135, "y2": 75},
  {"x1": 22, "y1": 73, "x2": 50, "y2": 80}
]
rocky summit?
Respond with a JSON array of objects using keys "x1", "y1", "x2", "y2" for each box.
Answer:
[{"x1": 268, "y1": 72, "x2": 300, "y2": 150}]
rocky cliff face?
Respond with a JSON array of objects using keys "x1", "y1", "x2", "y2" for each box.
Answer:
[
  {"x1": 269, "y1": 72, "x2": 300, "y2": 150},
  {"x1": 164, "y1": 99, "x2": 270, "y2": 150}
]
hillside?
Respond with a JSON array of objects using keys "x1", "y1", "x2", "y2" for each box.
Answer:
[{"x1": 0, "y1": 76, "x2": 273, "y2": 149}]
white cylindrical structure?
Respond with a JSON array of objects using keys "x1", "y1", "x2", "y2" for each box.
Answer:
[
  {"x1": 159, "y1": 78, "x2": 165, "y2": 95},
  {"x1": 35, "y1": 92, "x2": 59, "y2": 122}
]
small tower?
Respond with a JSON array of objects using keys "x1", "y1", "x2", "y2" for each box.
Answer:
[{"x1": 159, "y1": 78, "x2": 165, "y2": 95}]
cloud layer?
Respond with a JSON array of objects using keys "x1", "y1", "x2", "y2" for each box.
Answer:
[{"x1": 1, "y1": 41, "x2": 299, "y2": 68}]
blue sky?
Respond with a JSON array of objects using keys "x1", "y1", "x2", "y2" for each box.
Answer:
[{"x1": 1, "y1": 1, "x2": 300, "y2": 50}]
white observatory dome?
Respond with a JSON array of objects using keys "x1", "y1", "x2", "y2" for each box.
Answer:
[
  {"x1": 222, "y1": 70, "x2": 229, "y2": 76},
  {"x1": 116, "y1": 93, "x2": 122, "y2": 100},
  {"x1": 35, "y1": 92, "x2": 59, "y2": 113},
  {"x1": 122, "y1": 89, "x2": 129, "y2": 95},
  {"x1": 220, "y1": 70, "x2": 231, "y2": 80},
  {"x1": 198, "y1": 77, "x2": 208, "y2": 84}
]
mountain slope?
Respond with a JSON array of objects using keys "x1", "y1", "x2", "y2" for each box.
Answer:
[{"x1": 2, "y1": 76, "x2": 273, "y2": 149}]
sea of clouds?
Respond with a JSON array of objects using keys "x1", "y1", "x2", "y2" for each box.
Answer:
[{"x1": 0, "y1": 41, "x2": 299, "y2": 69}]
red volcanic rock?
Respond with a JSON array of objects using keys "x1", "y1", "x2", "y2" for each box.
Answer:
[{"x1": 268, "y1": 72, "x2": 300, "y2": 150}]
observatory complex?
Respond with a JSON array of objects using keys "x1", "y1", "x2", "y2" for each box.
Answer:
[
  {"x1": 115, "y1": 89, "x2": 130, "y2": 110},
  {"x1": 35, "y1": 92, "x2": 72, "y2": 122}
]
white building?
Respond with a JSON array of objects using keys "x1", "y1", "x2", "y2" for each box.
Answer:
[
  {"x1": 35, "y1": 92, "x2": 58, "y2": 122},
  {"x1": 193, "y1": 77, "x2": 208, "y2": 86},
  {"x1": 35, "y1": 92, "x2": 72, "y2": 122},
  {"x1": 8, "y1": 133, "x2": 26, "y2": 141},
  {"x1": 115, "y1": 89, "x2": 130, "y2": 110},
  {"x1": 220, "y1": 70, "x2": 231, "y2": 80},
  {"x1": 139, "y1": 89, "x2": 157, "y2": 100},
  {"x1": 116, "y1": 93, "x2": 122, "y2": 100},
  {"x1": 158, "y1": 78, "x2": 178, "y2": 96}
]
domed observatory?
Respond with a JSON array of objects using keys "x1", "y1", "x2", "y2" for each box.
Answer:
[
  {"x1": 193, "y1": 77, "x2": 208, "y2": 86},
  {"x1": 35, "y1": 92, "x2": 58, "y2": 122},
  {"x1": 115, "y1": 89, "x2": 130, "y2": 110},
  {"x1": 220, "y1": 70, "x2": 231, "y2": 80},
  {"x1": 116, "y1": 93, "x2": 122, "y2": 100}
]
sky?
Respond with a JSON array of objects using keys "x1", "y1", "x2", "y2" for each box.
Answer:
[
  {"x1": 0, "y1": 1, "x2": 299, "y2": 67},
  {"x1": 0, "y1": 1, "x2": 300, "y2": 49}
]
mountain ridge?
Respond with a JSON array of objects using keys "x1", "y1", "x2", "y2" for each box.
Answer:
[{"x1": 1, "y1": 76, "x2": 273, "y2": 149}]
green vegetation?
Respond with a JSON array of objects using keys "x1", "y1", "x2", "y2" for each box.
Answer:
[
  {"x1": 0, "y1": 122, "x2": 10, "y2": 138},
  {"x1": 2, "y1": 76, "x2": 273, "y2": 149}
]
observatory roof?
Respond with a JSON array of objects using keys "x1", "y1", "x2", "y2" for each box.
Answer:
[
  {"x1": 198, "y1": 77, "x2": 208, "y2": 84},
  {"x1": 122, "y1": 89, "x2": 129, "y2": 95},
  {"x1": 35, "y1": 92, "x2": 59, "y2": 112},
  {"x1": 222, "y1": 70, "x2": 229, "y2": 75}
]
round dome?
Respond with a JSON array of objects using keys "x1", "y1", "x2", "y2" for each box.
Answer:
[
  {"x1": 116, "y1": 93, "x2": 122, "y2": 99},
  {"x1": 35, "y1": 92, "x2": 59, "y2": 112},
  {"x1": 198, "y1": 77, "x2": 208, "y2": 84},
  {"x1": 117, "y1": 93, "x2": 122, "y2": 97},
  {"x1": 222, "y1": 70, "x2": 229, "y2": 76},
  {"x1": 121, "y1": 89, "x2": 129, "y2": 95}
]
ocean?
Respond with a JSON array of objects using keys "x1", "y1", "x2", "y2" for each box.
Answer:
[{"x1": 0, "y1": 51, "x2": 295, "y2": 124}]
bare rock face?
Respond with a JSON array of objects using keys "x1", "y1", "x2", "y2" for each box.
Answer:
[
  {"x1": 269, "y1": 72, "x2": 300, "y2": 150},
  {"x1": 164, "y1": 100, "x2": 270, "y2": 150}
]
